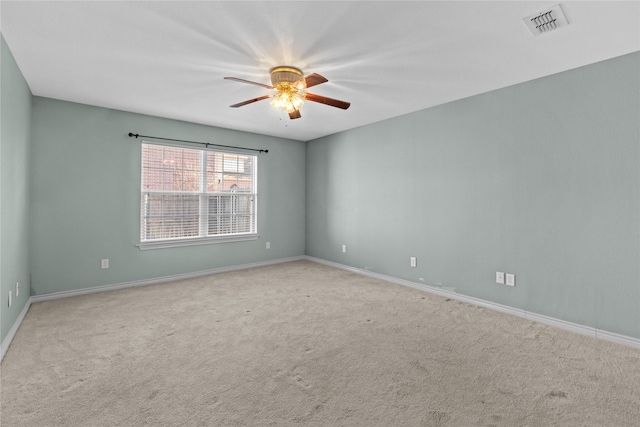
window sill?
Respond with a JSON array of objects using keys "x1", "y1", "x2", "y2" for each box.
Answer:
[{"x1": 136, "y1": 234, "x2": 259, "y2": 250}]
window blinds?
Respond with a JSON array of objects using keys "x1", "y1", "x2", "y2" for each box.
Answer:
[{"x1": 140, "y1": 143, "x2": 257, "y2": 243}]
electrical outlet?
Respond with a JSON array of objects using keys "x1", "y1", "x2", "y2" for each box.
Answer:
[
  {"x1": 101, "y1": 259, "x2": 109, "y2": 269},
  {"x1": 342, "y1": 245, "x2": 347, "y2": 253},
  {"x1": 506, "y1": 273, "x2": 516, "y2": 287},
  {"x1": 266, "y1": 241, "x2": 271, "y2": 249},
  {"x1": 410, "y1": 257, "x2": 417, "y2": 267},
  {"x1": 16, "y1": 282, "x2": 20, "y2": 297},
  {"x1": 8, "y1": 291, "x2": 12, "y2": 307},
  {"x1": 496, "y1": 272, "x2": 505, "y2": 284}
]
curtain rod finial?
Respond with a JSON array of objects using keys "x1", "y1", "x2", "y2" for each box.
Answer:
[{"x1": 128, "y1": 133, "x2": 139, "y2": 138}]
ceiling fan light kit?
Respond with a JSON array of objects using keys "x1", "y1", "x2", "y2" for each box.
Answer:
[
  {"x1": 269, "y1": 66, "x2": 307, "y2": 114},
  {"x1": 225, "y1": 66, "x2": 350, "y2": 120}
]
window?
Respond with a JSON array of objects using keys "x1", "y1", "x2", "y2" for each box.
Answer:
[{"x1": 138, "y1": 142, "x2": 257, "y2": 249}]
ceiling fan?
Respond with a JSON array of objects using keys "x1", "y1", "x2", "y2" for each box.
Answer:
[{"x1": 224, "y1": 66, "x2": 350, "y2": 120}]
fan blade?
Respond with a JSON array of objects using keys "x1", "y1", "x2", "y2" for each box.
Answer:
[
  {"x1": 305, "y1": 93, "x2": 351, "y2": 110},
  {"x1": 289, "y1": 110, "x2": 302, "y2": 120},
  {"x1": 224, "y1": 77, "x2": 274, "y2": 89},
  {"x1": 230, "y1": 95, "x2": 272, "y2": 108},
  {"x1": 305, "y1": 73, "x2": 328, "y2": 88}
]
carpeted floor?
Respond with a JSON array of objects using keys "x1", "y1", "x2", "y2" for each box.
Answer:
[{"x1": 1, "y1": 260, "x2": 639, "y2": 426}]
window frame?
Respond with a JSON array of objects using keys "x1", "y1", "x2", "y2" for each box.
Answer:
[{"x1": 137, "y1": 141, "x2": 258, "y2": 250}]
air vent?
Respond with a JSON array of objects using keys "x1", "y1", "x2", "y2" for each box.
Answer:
[{"x1": 523, "y1": 4, "x2": 568, "y2": 36}]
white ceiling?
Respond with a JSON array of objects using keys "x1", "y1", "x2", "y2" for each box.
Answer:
[{"x1": 1, "y1": 1, "x2": 639, "y2": 142}]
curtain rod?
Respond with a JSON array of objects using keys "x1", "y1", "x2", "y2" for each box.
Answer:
[{"x1": 128, "y1": 133, "x2": 268, "y2": 153}]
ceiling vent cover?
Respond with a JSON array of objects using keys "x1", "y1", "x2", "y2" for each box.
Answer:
[{"x1": 523, "y1": 4, "x2": 568, "y2": 36}]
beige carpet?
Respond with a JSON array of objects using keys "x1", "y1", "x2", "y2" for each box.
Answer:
[{"x1": 1, "y1": 260, "x2": 639, "y2": 426}]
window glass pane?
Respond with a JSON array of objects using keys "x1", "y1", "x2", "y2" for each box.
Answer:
[
  {"x1": 222, "y1": 174, "x2": 239, "y2": 191},
  {"x1": 182, "y1": 150, "x2": 200, "y2": 169},
  {"x1": 161, "y1": 170, "x2": 180, "y2": 191},
  {"x1": 182, "y1": 150, "x2": 201, "y2": 192},
  {"x1": 143, "y1": 167, "x2": 163, "y2": 191},
  {"x1": 207, "y1": 194, "x2": 255, "y2": 236},
  {"x1": 142, "y1": 193, "x2": 200, "y2": 240},
  {"x1": 206, "y1": 172, "x2": 222, "y2": 193},
  {"x1": 223, "y1": 155, "x2": 240, "y2": 173},
  {"x1": 234, "y1": 195, "x2": 255, "y2": 214},
  {"x1": 142, "y1": 144, "x2": 202, "y2": 192},
  {"x1": 207, "y1": 152, "x2": 223, "y2": 172},
  {"x1": 237, "y1": 174, "x2": 253, "y2": 192},
  {"x1": 163, "y1": 147, "x2": 182, "y2": 169},
  {"x1": 147, "y1": 196, "x2": 162, "y2": 217},
  {"x1": 243, "y1": 156, "x2": 254, "y2": 175},
  {"x1": 143, "y1": 145, "x2": 164, "y2": 168},
  {"x1": 183, "y1": 170, "x2": 200, "y2": 192}
]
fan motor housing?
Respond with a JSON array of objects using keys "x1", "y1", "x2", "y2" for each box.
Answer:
[{"x1": 270, "y1": 66, "x2": 304, "y2": 87}]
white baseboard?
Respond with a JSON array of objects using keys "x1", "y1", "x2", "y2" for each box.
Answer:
[
  {"x1": 305, "y1": 256, "x2": 640, "y2": 350},
  {"x1": 1, "y1": 256, "x2": 304, "y2": 363},
  {"x1": 1, "y1": 298, "x2": 32, "y2": 362}
]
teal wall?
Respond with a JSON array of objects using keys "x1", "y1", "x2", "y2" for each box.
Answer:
[
  {"x1": 1, "y1": 34, "x2": 33, "y2": 342},
  {"x1": 306, "y1": 52, "x2": 640, "y2": 339},
  {"x1": 29, "y1": 97, "x2": 306, "y2": 296}
]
